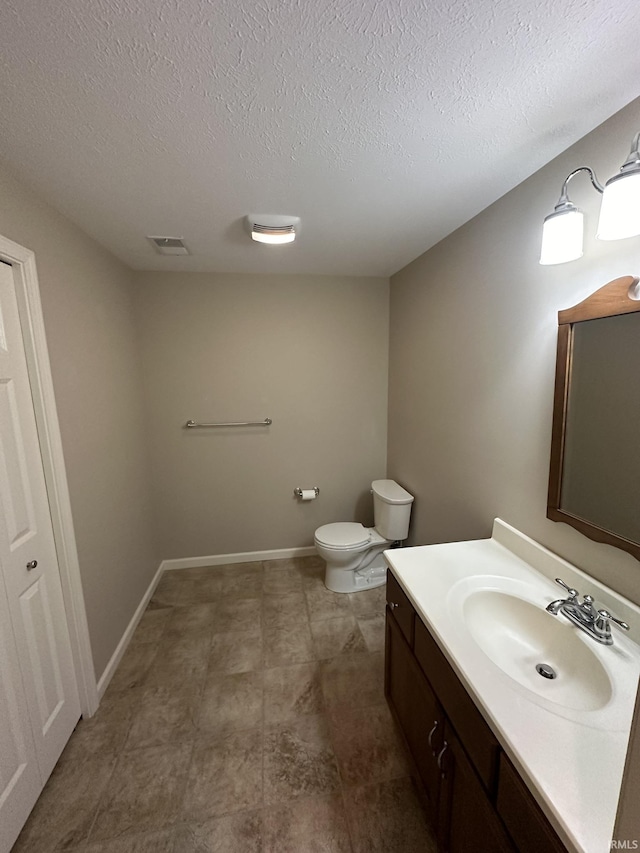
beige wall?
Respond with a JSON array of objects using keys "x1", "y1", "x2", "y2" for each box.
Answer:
[
  {"x1": 0, "y1": 162, "x2": 158, "y2": 678},
  {"x1": 389, "y1": 100, "x2": 640, "y2": 842},
  {"x1": 388, "y1": 97, "x2": 640, "y2": 607},
  {"x1": 132, "y1": 272, "x2": 389, "y2": 559}
]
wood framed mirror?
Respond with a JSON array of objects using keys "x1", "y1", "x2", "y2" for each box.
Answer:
[{"x1": 547, "y1": 275, "x2": 640, "y2": 560}]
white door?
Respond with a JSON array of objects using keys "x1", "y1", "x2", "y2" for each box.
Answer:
[{"x1": 0, "y1": 260, "x2": 81, "y2": 849}]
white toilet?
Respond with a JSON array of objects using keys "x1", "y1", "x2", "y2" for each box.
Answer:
[{"x1": 314, "y1": 479, "x2": 414, "y2": 593}]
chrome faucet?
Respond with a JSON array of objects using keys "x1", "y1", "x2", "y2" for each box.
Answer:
[
  {"x1": 546, "y1": 578, "x2": 579, "y2": 614},
  {"x1": 545, "y1": 578, "x2": 630, "y2": 645}
]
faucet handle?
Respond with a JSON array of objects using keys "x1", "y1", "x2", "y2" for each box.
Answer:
[
  {"x1": 593, "y1": 609, "x2": 630, "y2": 644},
  {"x1": 554, "y1": 578, "x2": 578, "y2": 601},
  {"x1": 596, "y1": 610, "x2": 630, "y2": 632}
]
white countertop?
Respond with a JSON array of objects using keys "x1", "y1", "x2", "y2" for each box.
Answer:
[{"x1": 384, "y1": 519, "x2": 640, "y2": 853}]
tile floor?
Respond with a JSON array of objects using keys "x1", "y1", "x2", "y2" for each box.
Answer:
[{"x1": 13, "y1": 557, "x2": 436, "y2": 853}]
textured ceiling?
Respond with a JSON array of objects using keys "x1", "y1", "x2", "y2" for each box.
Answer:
[{"x1": 1, "y1": 0, "x2": 639, "y2": 276}]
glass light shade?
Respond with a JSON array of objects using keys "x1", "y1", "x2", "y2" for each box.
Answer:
[
  {"x1": 596, "y1": 171, "x2": 640, "y2": 240},
  {"x1": 251, "y1": 228, "x2": 295, "y2": 244},
  {"x1": 539, "y1": 208, "x2": 584, "y2": 265}
]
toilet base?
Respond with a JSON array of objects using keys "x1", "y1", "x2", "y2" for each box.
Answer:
[{"x1": 324, "y1": 552, "x2": 388, "y2": 594}]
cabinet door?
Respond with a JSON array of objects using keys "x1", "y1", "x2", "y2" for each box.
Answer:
[
  {"x1": 497, "y1": 754, "x2": 567, "y2": 853},
  {"x1": 439, "y1": 724, "x2": 515, "y2": 853},
  {"x1": 385, "y1": 607, "x2": 442, "y2": 825},
  {"x1": 414, "y1": 616, "x2": 500, "y2": 793}
]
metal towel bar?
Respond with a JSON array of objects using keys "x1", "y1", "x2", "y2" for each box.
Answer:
[{"x1": 185, "y1": 418, "x2": 272, "y2": 429}]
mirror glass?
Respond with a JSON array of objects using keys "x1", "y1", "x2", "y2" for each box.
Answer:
[
  {"x1": 560, "y1": 312, "x2": 640, "y2": 543},
  {"x1": 547, "y1": 276, "x2": 640, "y2": 559}
]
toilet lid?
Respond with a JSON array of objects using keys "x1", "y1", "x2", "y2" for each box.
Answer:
[{"x1": 315, "y1": 522, "x2": 370, "y2": 549}]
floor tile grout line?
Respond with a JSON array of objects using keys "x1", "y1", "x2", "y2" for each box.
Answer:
[
  {"x1": 74, "y1": 676, "x2": 164, "y2": 843},
  {"x1": 339, "y1": 783, "x2": 359, "y2": 853},
  {"x1": 82, "y1": 739, "x2": 128, "y2": 847},
  {"x1": 173, "y1": 738, "x2": 198, "y2": 838}
]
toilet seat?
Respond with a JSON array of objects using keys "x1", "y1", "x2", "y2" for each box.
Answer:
[{"x1": 315, "y1": 522, "x2": 371, "y2": 550}]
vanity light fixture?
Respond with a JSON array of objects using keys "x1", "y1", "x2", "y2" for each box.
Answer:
[
  {"x1": 246, "y1": 214, "x2": 300, "y2": 245},
  {"x1": 540, "y1": 131, "x2": 640, "y2": 265}
]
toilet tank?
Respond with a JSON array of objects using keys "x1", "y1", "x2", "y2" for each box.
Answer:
[{"x1": 372, "y1": 479, "x2": 414, "y2": 541}]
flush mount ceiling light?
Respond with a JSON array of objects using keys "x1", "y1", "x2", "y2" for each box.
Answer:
[
  {"x1": 540, "y1": 131, "x2": 640, "y2": 265},
  {"x1": 246, "y1": 214, "x2": 300, "y2": 245}
]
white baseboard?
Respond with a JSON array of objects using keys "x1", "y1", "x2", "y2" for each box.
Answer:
[
  {"x1": 96, "y1": 561, "x2": 165, "y2": 699},
  {"x1": 162, "y1": 545, "x2": 318, "y2": 572}
]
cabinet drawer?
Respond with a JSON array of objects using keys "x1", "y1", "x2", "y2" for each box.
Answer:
[
  {"x1": 497, "y1": 754, "x2": 567, "y2": 853},
  {"x1": 386, "y1": 570, "x2": 415, "y2": 647},
  {"x1": 414, "y1": 616, "x2": 500, "y2": 793}
]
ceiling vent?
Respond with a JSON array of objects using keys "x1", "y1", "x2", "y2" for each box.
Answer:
[
  {"x1": 246, "y1": 215, "x2": 300, "y2": 245},
  {"x1": 148, "y1": 236, "x2": 190, "y2": 255}
]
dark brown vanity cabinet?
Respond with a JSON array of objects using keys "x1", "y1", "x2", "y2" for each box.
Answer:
[{"x1": 384, "y1": 570, "x2": 567, "y2": 853}]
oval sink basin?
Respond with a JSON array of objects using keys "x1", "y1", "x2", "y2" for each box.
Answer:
[{"x1": 463, "y1": 591, "x2": 613, "y2": 711}]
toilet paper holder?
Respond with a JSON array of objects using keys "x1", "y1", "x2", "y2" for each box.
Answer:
[{"x1": 294, "y1": 486, "x2": 320, "y2": 499}]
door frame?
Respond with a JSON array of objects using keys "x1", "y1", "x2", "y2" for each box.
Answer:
[{"x1": 0, "y1": 233, "x2": 98, "y2": 716}]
